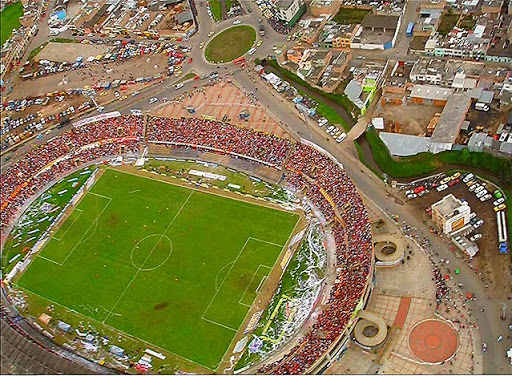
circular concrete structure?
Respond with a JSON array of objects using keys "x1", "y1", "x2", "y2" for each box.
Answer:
[
  {"x1": 354, "y1": 311, "x2": 387, "y2": 348},
  {"x1": 408, "y1": 319, "x2": 459, "y2": 363},
  {"x1": 373, "y1": 234, "x2": 405, "y2": 264}
]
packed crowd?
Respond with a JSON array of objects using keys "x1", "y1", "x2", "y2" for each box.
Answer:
[
  {"x1": 2, "y1": 116, "x2": 373, "y2": 374},
  {"x1": 0, "y1": 116, "x2": 143, "y2": 230},
  {"x1": 146, "y1": 117, "x2": 292, "y2": 168},
  {"x1": 259, "y1": 144, "x2": 373, "y2": 374}
]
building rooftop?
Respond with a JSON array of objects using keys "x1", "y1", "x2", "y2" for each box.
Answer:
[
  {"x1": 431, "y1": 93, "x2": 472, "y2": 144},
  {"x1": 410, "y1": 84, "x2": 453, "y2": 101},
  {"x1": 432, "y1": 194, "x2": 469, "y2": 218},
  {"x1": 361, "y1": 14, "x2": 399, "y2": 30}
]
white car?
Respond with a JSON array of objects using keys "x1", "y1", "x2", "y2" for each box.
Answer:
[
  {"x1": 469, "y1": 212, "x2": 476, "y2": 220},
  {"x1": 469, "y1": 183, "x2": 479, "y2": 192},
  {"x1": 174, "y1": 83, "x2": 184, "y2": 90},
  {"x1": 317, "y1": 117, "x2": 328, "y2": 127},
  {"x1": 480, "y1": 193, "x2": 492, "y2": 202},
  {"x1": 463, "y1": 173, "x2": 474, "y2": 183},
  {"x1": 474, "y1": 185, "x2": 484, "y2": 194},
  {"x1": 148, "y1": 97, "x2": 158, "y2": 104},
  {"x1": 436, "y1": 184, "x2": 448, "y2": 192},
  {"x1": 493, "y1": 198, "x2": 505, "y2": 206},
  {"x1": 131, "y1": 91, "x2": 140, "y2": 96},
  {"x1": 476, "y1": 189, "x2": 487, "y2": 199},
  {"x1": 336, "y1": 133, "x2": 347, "y2": 143},
  {"x1": 326, "y1": 125, "x2": 335, "y2": 134},
  {"x1": 473, "y1": 219, "x2": 484, "y2": 229},
  {"x1": 470, "y1": 233, "x2": 482, "y2": 242},
  {"x1": 233, "y1": 19, "x2": 241, "y2": 25},
  {"x1": 407, "y1": 193, "x2": 417, "y2": 199}
]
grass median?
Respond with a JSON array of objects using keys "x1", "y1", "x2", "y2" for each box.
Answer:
[{"x1": 205, "y1": 25, "x2": 256, "y2": 63}]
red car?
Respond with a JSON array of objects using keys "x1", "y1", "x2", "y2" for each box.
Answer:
[
  {"x1": 188, "y1": 57, "x2": 193, "y2": 64},
  {"x1": 414, "y1": 186, "x2": 426, "y2": 194},
  {"x1": 448, "y1": 178, "x2": 460, "y2": 186}
]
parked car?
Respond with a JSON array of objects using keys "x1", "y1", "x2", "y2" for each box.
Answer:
[
  {"x1": 476, "y1": 189, "x2": 487, "y2": 199},
  {"x1": 493, "y1": 198, "x2": 505, "y2": 206},
  {"x1": 336, "y1": 133, "x2": 346, "y2": 143},
  {"x1": 436, "y1": 184, "x2": 448, "y2": 192},
  {"x1": 469, "y1": 183, "x2": 479, "y2": 192},
  {"x1": 149, "y1": 97, "x2": 158, "y2": 104},
  {"x1": 480, "y1": 194, "x2": 492, "y2": 202},
  {"x1": 448, "y1": 178, "x2": 460, "y2": 186},
  {"x1": 463, "y1": 173, "x2": 474, "y2": 183},
  {"x1": 470, "y1": 233, "x2": 482, "y2": 242},
  {"x1": 494, "y1": 203, "x2": 506, "y2": 212},
  {"x1": 473, "y1": 219, "x2": 484, "y2": 228}
]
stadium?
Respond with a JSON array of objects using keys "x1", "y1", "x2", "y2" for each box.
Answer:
[{"x1": 1, "y1": 105, "x2": 374, "y2": 374}]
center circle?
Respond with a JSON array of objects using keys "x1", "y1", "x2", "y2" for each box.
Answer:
[
  {"x1": 130, "y1": 234, "x2": 173, "y2": 271},
  {"x1": 205, "y1": 25, "x2": 256, "y2": 63},
  {"x1": 425, "y1": 334, "x2": 441, "y2": 348}
]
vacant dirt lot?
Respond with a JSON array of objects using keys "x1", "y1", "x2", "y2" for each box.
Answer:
[
  {"x1": 152, "y1": 81, "x2": 289, "y2": 138},
  {"x1": 11, "y1": 54, "x2": 169, "y2": 99},
  {"x1": 36, "y1": 42, "x2": 110, "y2": 63},
  {"x1": 378, "y1": 103, "x2": 441, "y2": 135}
]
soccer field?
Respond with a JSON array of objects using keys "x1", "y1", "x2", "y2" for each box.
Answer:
[{"x1": 17, "y1": 168, "x2": 299, "y2": 369}]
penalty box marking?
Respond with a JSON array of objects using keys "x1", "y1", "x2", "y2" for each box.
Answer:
[
  {"x1": 42, "y1": 194, "x2": 112, "y2": 266},
  {"x1": 238, "y1": 264, "x2": 272, "y2": 308},
  {"x1": 52, "y1": 208, "x2": 83, "y2": 241},
  {"x1": 202, "y1": 237, "x2": 283, "y2": 331}
]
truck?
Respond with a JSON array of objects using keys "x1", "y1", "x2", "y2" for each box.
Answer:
[{"x1": 475, "y1": 102, "x2": 490, "y2": 111}]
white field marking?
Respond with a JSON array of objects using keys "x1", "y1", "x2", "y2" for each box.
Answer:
[
  {"x1": 214, "y1": 261, "x2": 234, "y2": 291},
  {"x1": 238, "y1": 264, "x2": 272, "y2": 308},
  {"x1": 44, "y1": 195, "x2": 111, "y2": 266},
  {"x1": 130, "y1": 234, "x2": 173, "y2": 272},
  {"x1": 256, "y1": 275, "x2": 268, "y2": 294},
  {"x1": 202, "y1": 238, "x2": 280, "y2": 326},
  {"x1": 17, "y1": 284, "x2": 214, "y2": 371},
  {"x1": 88, "y1": 192, "x2": 113, "y2": 200},
  {"x1": 201, "y1": 237, "x2": 251, "y2": 321},
  {"x1": 214, "y1": 217, "x2": 302, "y2": 372},
  {"x1": 52, "y1": 209, "x2": 83, "y2": 241},
  {"x1": 247, "y1": 237, "x2": 284, "y2": 248},
  {"x1": 129, "y1": 189, "x2": 141, "y2": 194},
  {"x1": 102, "y1": 190, "x2": 194, "y2": 324},
  {"x1": 115, "y1": 168, "x2": 295, "y2": 214},
  {"x1": 38, "y1": 255, "x2": 61, "y2": 265},
  {"x1": 201, "y1": 317, "x2": 237, "y2": 332}
]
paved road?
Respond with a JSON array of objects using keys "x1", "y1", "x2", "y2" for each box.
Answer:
[{"x1": 3, "y1": 0, "x2": 511, "y2": 373}]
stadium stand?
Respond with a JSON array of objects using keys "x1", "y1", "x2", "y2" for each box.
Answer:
[{"x1": 1, "y1": 115, "x2": 373, "y2": 374}]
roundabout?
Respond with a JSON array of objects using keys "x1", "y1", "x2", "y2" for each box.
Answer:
[{"x1": 204, "y1": 25, "x2": 256, "y2": 63}]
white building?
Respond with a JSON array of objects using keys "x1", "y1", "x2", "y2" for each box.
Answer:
[
  {"x1": 432, "y1": 194, "x2": 471, "y2": 234},
  {"x1": 271, "y1": 0, "x2": 305, "y2": 26}
]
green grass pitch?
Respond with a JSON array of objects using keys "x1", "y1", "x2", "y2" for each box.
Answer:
[{"x1": 17, "y1": 169, "x2": 299, "y2": 369}]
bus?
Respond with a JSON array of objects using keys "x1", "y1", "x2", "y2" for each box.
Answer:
[
  {"x1": 497, "y1": 210, "x2": 508, "y2": 254},
  {"x1": 406, "y1": 22, "x2": 414, "y2": 37}
]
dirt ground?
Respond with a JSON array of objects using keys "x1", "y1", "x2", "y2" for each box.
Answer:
[
  {"x1": 378, "y1": 103, "x2": 442, "y2": 135},
  {"x1": 36, "y1": 42, "x2": 110, "y2": 63},
  {"x1": 11, "y1": 54, "x2": 169, "y2": 99},
  {"x1": 466, "y1": 107, "x2": 509, "y2": 134},
  {"x1": 152, "y1": 81, "x2": 289, "y2": 138},
  {"x1": 405, "y1": 181, "x2": 512, "y2": 300}
]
